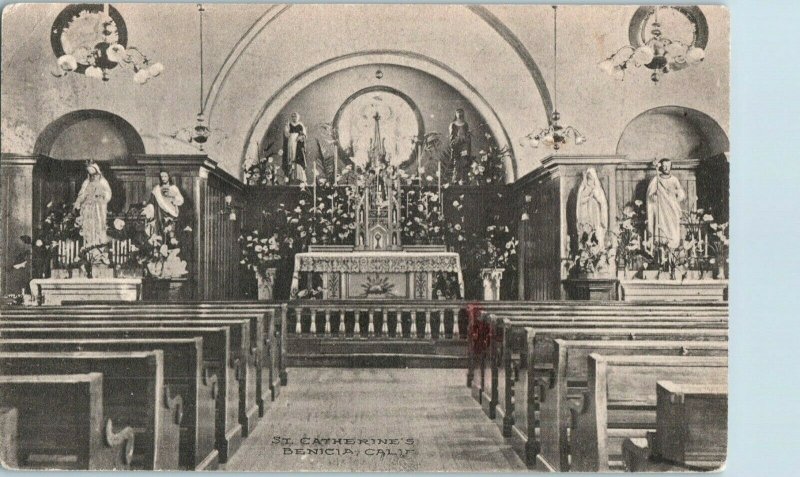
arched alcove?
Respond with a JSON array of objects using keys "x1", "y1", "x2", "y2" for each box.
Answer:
[
  {"x1": 616, "y1": 106, "x2": 729, "y2": 160},
  {"x1": 34, "y1": 110, "x2": 144, "y2": 161}
]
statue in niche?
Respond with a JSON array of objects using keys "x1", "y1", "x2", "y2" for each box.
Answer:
[
  {"x1": 142, "y1": 170, "x2": 187, "y2": 278},
  {"x1": 576, "y1": 167, "x2": 609, "y2": 249},
  {"x1": 647, "y1": 158, "x2": 686, "y2": 249},
  {"x1": 73, "y1": 160, "x2": 112, "y2": 265},
  {"x1": 449, "y1": 108, "x2": 471, "y2": 184},
  {"x1": 282, "y1": 112, "x2": 307, "y2": 184}
]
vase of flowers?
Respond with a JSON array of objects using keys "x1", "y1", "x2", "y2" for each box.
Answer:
[
  {"x1": 472, "y1": 223, "x2": 518, "y2": 300},
  {"x1": 568, "y1": 230, "x2": 617, "y2": 279},
  {"x1": 239, "y1": 230, "x2": 282, "y2": 300}
]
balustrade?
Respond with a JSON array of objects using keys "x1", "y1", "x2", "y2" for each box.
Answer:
[{"x1": 285, "y1": 300, "x2": 470, "y2": 340}]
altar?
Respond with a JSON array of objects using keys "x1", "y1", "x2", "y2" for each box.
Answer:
[
  {"x1": 289, "y1": 111, "x2": 463, "y2": 300},
  {"x1": 290, "y1": 246, "x2": 464, "y2": 300}
]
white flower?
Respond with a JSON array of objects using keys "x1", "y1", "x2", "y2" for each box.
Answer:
[
  {"x1": 159, "y1": 244, "x2": 169, "y2": 257},
  {"x1": 113, "y1": 218, "x2": 125, "y2": 230},
  {"x1": 255, "y1": 245, "x2": 263, "y2": 252},
  {"x1": 267, "y1": 156, "x2": 274, "y2": 163},
  {"x1": 455, "y1": 224, "x2": 462, "y2": 231},
  {"x1": 35, "y1": 239, "x2": 43, "y2": 247},
  {"x1": 246, "y1": 235, "x2": 253, "y2": 241},
  {"x1": 278, "y1": 149, "x2": 284, "y2": 156}
]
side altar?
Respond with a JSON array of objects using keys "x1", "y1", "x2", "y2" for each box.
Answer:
[{"x1": 289, "y1": 112, "x2": 464, "y2": 300}]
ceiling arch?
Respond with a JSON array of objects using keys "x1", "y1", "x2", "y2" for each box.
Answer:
[
  {"x1": 203, "y1": 4, "x2": 552, "y2": 180},
  {"x1": 240, "y1": 51, "x2": 518, "y2": 181}
]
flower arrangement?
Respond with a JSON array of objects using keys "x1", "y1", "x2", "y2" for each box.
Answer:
[
  {"x1": 244, "y1": 142, "x2": 280, "y2": 185},
  {"x1": 467, "y1": 133, "x2": 508, "y2": 186},
  {"x1": 615, "y1": 200, "x2": 647, "y2": 272},
  {"x1": 471, "y1": 221, "x2": 518, "y2": 271},
  {"x1": 568, "y1": 230, "x2": 617, "y2": 277},
  {"x1": 401, "y1": 189, "x2": 445, "y2": 245},
  {"x1": 238, "y1": 230, "x2": 282, "y2": 279}
]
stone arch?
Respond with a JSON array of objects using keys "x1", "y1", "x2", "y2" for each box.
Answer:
[
  {"x1": 34, "y1": 109, "x2": 144, "y2": 161},
  {"x1": 616, "y1": 106, "x2": 729, "y2": 160}
]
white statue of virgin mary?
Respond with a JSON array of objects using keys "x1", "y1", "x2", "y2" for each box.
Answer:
[{"x1": 576, "y1": 167, "x2": 608, "y2": 248}]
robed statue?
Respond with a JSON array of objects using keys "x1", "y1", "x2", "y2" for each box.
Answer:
[
  {"x1": 73, "y1": 161, "x2": 112, "y2": 265},
  {"x1": 449, "y1": 108, "x2": 471, "y2": 184},
  {"x1": 647, "y1": 158, "x2": 686, "y2": 248},
  {"x1": 282, "y1": 112, "x2": 307, "y2": 184},
  {"x1": 143, "y1": 170, "x2": 187, "y2": 277},
  {"x1": 576, "y1": 167, "x2": 608, "y2": 248}
]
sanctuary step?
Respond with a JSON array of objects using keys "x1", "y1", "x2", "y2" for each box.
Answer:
[{"x1": 288, "y1": 338, "x2": 466, "y2": 368}]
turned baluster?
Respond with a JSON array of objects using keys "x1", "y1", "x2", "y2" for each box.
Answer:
[
  {"x1": 409, "y1": 309, "x2": 417, "y2": 337},
  {"x1": 324, "y1": 309, "x2": 331, "y2": 334},
  {"x1": 393, "y1": 310, "x2": 401, "y2": 337},
  {"x1": 294, "y1": 307, "x2": 302, "y2": 334},
  {"x1": 354, "y1": 310, "x2": 361, "y2": 336},
  {"x1": 438, "y1": 310, "x2": 446, "y2": 339},
  {"x1": 452, "y1": 307, "x2": 461, "y2": 338},
  {"x1": 424, "y1": 309, "x2": 432, "y2": 339},
  {"x1": 309, "y1": 307, "x2": 317, "y2": 334},
  {"x1": 368, "y1": 310, "x2": 375, "y2": 336},
  {"x1": 338, "y1": 309, "x2": 345, "y2": 335},
  {"x1": 382, "y1": 309, "x2": 389, "y2": 336}
]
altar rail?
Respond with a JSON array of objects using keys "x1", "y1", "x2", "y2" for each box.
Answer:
[{"x1": 286, "y1": 300, "x2": 471, "y2": 340}]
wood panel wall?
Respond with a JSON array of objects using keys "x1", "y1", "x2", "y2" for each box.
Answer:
[{"x1": 511, "y1": 155, "x2": 725, "y2": 301}]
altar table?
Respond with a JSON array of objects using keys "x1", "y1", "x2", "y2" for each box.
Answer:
[{"x1": 289, "y1": 250, "x2": 464, "y2": 300}]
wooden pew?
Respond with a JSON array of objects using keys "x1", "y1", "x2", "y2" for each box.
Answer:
[
  {"x1": 21, "y1": 301, "x2": 289, "y2": 389},
  {"x1": 537, "y1": 340, "x2": 728, "y2": 471},
  {"x1": 0, "y1": 326, "x2": 241, "y2": 463},
  {"x1": 0, "y1": 407, "x2": 18, "y2": 469},
  {"x1": 0, "y1": 373, "x2": 135, "y2": 470},
  {"x1": 481, "y1": 314, "x2": 728, "y2": 419},
  {"x1": 0, "y1": 316, "x2": 260, "y2": 436},
  {"x1": 627, "y1": 381, "x2": 728, "y2": 471},
  {"x1": 570, "y1": 354, "x2": 728, "y2": 472},
  {"x1": 0, "y1": 351, "x2": 181, "y2": 470},
  {"x1": 467, "y1": 304, "x2": 728, "y2": 404},
  {"x1": 3, "y1": 304, "x2": 284, "y2": 407},
  {"x1": 501, "y1": 326, "x2": 727, "y2": 465},
  {"x1": 0, "y1": 338, "x2": 216, "y2": 470}
]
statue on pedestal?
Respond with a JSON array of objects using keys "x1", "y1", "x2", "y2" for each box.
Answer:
[
  {"x1": 647, "y1": 158, "x2": 686, "y2": 249},
  {"x1": 73, "y1": 160, "x2": 112, "y2": 265},
  {"x1": 282, "y1": 112, "x2": 307, "y2": 184}
]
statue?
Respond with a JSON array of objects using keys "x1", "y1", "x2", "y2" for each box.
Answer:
[
  {"x1": 449, "y1": 108, "x2": 471, "y2": 184},
  {"x1": 576, "y1": 167, "x2": 608, "y2": 248},
  {"x1": 647, "y1": 158, "x2": 686, "y2": 248},
  {"x1": 73, "y1": 160, "x2": 112, "y2": 265},
  {"x1": 282, "y1": 112, "x2": 307, "y2": 184},
  {"x1": 142, "y1": 171, "x2": 187, "y2": 278}
]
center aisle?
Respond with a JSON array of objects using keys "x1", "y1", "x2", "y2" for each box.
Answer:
[{"x1": 223, "y1": 368, "x2": 527, "y2": 472}]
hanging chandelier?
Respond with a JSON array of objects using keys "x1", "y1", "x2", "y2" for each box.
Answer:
[
  {"x1": 50, "y1": 3, "x2": 163, "y2": 83},
  {"x1": 599, "y1": 6, "x2": 708, "y2": 83},
  {"x1": 193, "y1": 3, "x2": 210, "y2": 147},
  {"x1": 522, "y1": 6, "x2": 586, "y2": 151}
]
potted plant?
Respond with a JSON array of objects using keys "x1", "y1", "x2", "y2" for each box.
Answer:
[
  {"x1": 239, "y1": 230, "x2": 282, "y2": 300},
  {"x1": 471, "y1": 223, "x2": 518, "y2": 300},
  {"x1": 707, "y1": 221, "x2": 729, "y2": 279}
]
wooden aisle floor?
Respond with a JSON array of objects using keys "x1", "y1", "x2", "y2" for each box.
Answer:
[{"x1": 223, "y1": 368, "x2": 528, "y2": 472}]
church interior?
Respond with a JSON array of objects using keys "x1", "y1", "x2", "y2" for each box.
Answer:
[{"x1": 0, "y1": 4, "x2": 729, "y2": 472}]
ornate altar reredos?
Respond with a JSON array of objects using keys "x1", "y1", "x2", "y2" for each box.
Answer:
[{"x1": 290, "y1": 112, "x2": 464, "y2": 300}]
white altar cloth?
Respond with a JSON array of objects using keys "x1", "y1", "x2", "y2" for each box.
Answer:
[{"x1": 290, "y1": 250, "x2": 464, "y2": 300}]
